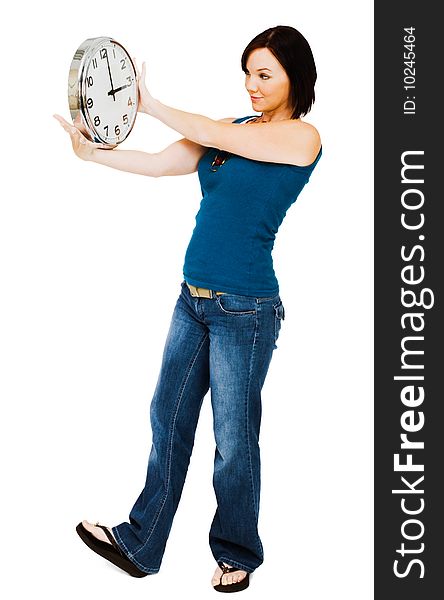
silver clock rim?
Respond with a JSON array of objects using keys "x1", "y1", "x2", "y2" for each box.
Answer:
[{"x1": 68, "y1": 36, "x2": 139, "y2": 147}]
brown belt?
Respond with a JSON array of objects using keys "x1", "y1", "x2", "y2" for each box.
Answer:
[{"x1": 185, "y1": 282, "x2": 226, "y2": 298}]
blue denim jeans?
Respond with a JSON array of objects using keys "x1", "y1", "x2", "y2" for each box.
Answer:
[{"x1": 112, "y1": 280, "x2": 285, "y2": 574}]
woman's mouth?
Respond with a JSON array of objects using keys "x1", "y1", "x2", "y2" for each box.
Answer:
[{"x1": 250, "y1": 96, "x2": 262, "y2": 101}]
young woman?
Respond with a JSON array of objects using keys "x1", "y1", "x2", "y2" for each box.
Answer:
[{"x1": 54, "y1": 25, "x2": 322, "y2": 593}]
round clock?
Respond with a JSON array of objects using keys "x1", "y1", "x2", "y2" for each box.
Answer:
[{"x1": 68, "y1": 37, "x2": 139, "y2": 148}]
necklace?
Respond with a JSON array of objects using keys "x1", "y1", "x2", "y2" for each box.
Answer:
[
  {"x1": 210, "y1": 150, "x2": 230, "y2": 171},
  {"x1": 249, "y1": 115, "x2": 267, "y2": 124}
]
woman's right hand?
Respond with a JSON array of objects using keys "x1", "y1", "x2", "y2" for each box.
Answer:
[{"x1": 53, "y1": 114, "x2": 112, "y2": 161}]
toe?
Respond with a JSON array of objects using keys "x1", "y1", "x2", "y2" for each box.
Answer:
[
  {"x1": 212, "y1": 563, "x2": 247, "y2": 587},
  {"x1": 82, "y1": 519, "x2": 94, "y2": 532},
  {"x1": 81, "y1": 520, "x2": 113, "y2": 544},
  {"x1": 211, "y1": 566, "x2": 223, "y2": 586},
  {"x1": 222, "y1": 568, "x2": 246, "y2": 586}
]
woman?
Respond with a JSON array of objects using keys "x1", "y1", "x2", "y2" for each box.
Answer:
[{"x1": 54, "y1": 25, "x2": 322, "y2": 593}]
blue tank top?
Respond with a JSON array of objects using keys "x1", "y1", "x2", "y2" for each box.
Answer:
[{"x1": 182, "y1": 115, "x2": 322, "y2": 296}]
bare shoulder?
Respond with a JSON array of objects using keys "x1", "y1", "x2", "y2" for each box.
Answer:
[
  {"x1": 303, "y1": 120, "x2": 320, "y2": 137},
  {"x1": 207, "y1": 116, "x2": 319, "y2": 166},
  {"x1": 289, "y1": 120, "x2": 322, "y2": 166},
  {"x1": 292, "y1": 120, "x2": 321, "y2": 144}
]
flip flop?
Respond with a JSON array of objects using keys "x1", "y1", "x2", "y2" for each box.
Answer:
[
  {"x1": 213, "y1": 561, "x2": 250, "y2": 593},
  {"x1": 76, "y1": 521, "x2": 149, "y2": 578}
]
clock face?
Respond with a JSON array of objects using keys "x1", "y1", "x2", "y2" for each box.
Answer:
[{"x1": 82, "y1": 40, "x2": 138, "y2": 145}]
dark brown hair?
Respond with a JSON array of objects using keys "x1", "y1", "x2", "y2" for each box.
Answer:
[{"x1": 241, "y1": 25, "x2": 317, "y2": 119}]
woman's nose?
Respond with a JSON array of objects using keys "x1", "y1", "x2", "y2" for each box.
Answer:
[
  {"x1": 246, "y1": 77, "x2": 258, "y2": 92},
  {"x1": 246, "y1": 82, "x2": 259, "y2": 93}
]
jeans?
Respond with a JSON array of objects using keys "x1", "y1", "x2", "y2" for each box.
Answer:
[{"x1": 112, "y1": 279, "x2": 285, "y2": 574}]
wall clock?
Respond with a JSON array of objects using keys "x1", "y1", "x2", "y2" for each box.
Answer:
[{"x1": 68, "y1": 37, "x2": 139, "y2": 148}]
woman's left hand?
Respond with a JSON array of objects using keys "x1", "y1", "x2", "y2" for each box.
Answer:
[{"x1": 132, "y1": 57, "x2": 156, "y2": 116}]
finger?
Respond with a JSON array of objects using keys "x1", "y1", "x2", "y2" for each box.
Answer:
[
  {"x1": 132, "y1": 57, "x2": 139, "y2": 79},
  {"x1": 53, "y1": 114, "x2": 69, "y2": 127},
  {"x1": 70, "y1": 126, "x2": 79, "y2": 138},
  {"x1": 54, "y1": 114, "x2": 73, "y2": 129},
  {"x1": 54, "y1": 114, "x2": 77, "y2": 135}
]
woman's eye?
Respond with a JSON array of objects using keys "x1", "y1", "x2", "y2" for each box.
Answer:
[{"x1": 244, "y1": 73, "x2": 269, "y2": 80}]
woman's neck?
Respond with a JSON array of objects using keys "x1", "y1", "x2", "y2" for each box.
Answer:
[{"x1": 254, "y1": 109, "x2": 295, "y2": 123}]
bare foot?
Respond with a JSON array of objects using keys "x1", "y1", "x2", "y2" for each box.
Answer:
[
  {"x1": 211, "y1": 562, "x2": 248, "y2": 587},
  {"x1": 82, "y1": 519, "x2": 115, "y2": 544}
]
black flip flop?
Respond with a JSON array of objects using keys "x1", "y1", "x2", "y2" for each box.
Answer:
[
  {"x1": 213, "y1": 561, "x2": 250, "y2": 593},
  {"x1": 76, "y1": 521, "x2": 149, "y2": 578}
]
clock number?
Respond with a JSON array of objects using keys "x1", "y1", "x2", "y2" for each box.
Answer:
[
  {"x1": 87, "y1": 75, "x2": 93, "y2": 87},
  {"x1": 128, "y1": 97, "x2": 133, "y2": 106},
  {"x1": 123, "y1": 114, "x2": 128, "y2": 125},
  {"x1": 126, "y1": 76, "x2": 132, "y2": 85},
  {"x1": 94, "y1": 116, "x2": 101, "y2": 127},
  {"x1": 100, "y1": 48, "x2": 108, "y2": 59},
  {"x1": 120, "y1": 58, "x2": 126, "y2": 70},
  {"x1": 115, "y1": 125, "x2": 120, "y2": 136},
  {"x1": 86, "y1": 97, "x2": 93, "y2": 109},
  {"x1": 92, "y1": 58, "x2": 97, "y2": 69},
  {"x1": 104, "y1": 125, "x2": 109, "y2": 136}
]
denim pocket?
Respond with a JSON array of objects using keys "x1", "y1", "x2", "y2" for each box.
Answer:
[
  {"x1": 273, "y1": 300, "x2": 285, "y2": 345},
  {"x1": 216, "y1": 294, "x2": 257, "y2": 315}
]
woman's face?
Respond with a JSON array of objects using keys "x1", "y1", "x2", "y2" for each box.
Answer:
[{"x1": 244, "y1": 47, "x2": 292, "y2": 115}]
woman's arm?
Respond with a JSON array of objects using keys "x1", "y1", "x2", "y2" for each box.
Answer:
[
  {"x1": 90, "y1": 117, "x2": 236, "y2": 176},
  {"x1": 54, "y1": 113, "x2": 235, "y2": 177},
  {"x1": 135, "y1": 61, "x2": 320, "y2": 166},
  {"x1": 90, "y1": 137, "x2": 207, "y2": 177},
  {"x1": 147, "y1": 98, "x2": 321, "y2": 166}
]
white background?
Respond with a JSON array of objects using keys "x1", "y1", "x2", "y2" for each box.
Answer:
[{"x1": 0, "y1": 1, "x2": 373, "y2": 598}]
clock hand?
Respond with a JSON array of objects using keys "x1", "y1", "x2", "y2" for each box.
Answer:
[
  {"x1": 108, "y1": 83, "x2": 131, "y2": 96},
  {"x1": 105, "y1": 52, "x2": 116, "y2": 102}
]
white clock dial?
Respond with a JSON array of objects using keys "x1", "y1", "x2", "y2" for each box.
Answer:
[{"x1": 83, "y1": 41, "x2": 138, "y2": 144}]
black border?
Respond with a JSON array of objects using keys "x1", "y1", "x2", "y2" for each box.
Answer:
[{"x1": 375, "y1": 2, "x2": 443, "y2": 597}]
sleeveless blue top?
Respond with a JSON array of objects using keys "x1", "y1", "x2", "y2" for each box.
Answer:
[{"x1": 182, "y1": 115, "x2": 322, "y2": 296}]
